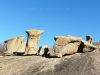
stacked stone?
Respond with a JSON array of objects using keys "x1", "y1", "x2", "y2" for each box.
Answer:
[{"x1": 53, "y1": 35, "x2": 97, "y2": 57}]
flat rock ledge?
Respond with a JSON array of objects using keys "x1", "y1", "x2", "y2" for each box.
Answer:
[{"x1": 0, "y1": 50, "x2": 100, "y2": 75}]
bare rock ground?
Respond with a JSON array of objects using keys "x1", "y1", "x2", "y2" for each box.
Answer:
[{"x1": 0, "y1": 50, "x2": 100, "y2": 75}]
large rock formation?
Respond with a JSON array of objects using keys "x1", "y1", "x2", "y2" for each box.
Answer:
[
  {"x1": 24, "y1": 29, "x2": 44, "y2": 55},
  {"x1": 57, "y1": 41, "x2": 81, "y2": 57},
  {"x1": 53, "y1": 35, "x2": 82, "y2": 57},
  {"x1": 53, "y1": 35, "x2": 98, "y2": 57},
  {"x1": 4, "y1": 36, "x2": 26, "y2": 56},
  {"x1": 4, "y1": 38, "x2": 17, "y2": 55}
]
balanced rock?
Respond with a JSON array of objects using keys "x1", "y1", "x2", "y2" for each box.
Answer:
[{"x1": 24, "y1": 29, "x2": 44, "y2": 55}]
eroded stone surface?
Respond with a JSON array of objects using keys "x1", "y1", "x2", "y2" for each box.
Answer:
[
  {"x1": 53, "y1": 35, "x2": 82, "y2": 57},
  {"x1": 53, "y1": 35, "x2": 97, "y2": 57},
  {"x1": 57, "y1": 41, "x2": 81, "y2": 57},
  {"x1": 17, "y1": 42, "x2": 26, "y2": 52},
  {"x1": 86, "y1": 35, "x2": 92, "y2": 44},
  {"x1": 24, "y1": 29, "x2": 44, "y2": 55},
  {"x1": 79, "y1": 40, "x2": 98, "y2": 53},
  {"x1": 15, "y1": 36, "x2": 24, "y2": 52},
  {"x1": 38, "y1": 45, "x2": 49, "y2": 56},
  {"x1": 38, "y1": 45, "x2": 54, "y2": 57},
  {"x1": 3, "y1": 36, "x2": 26, "y2": 56},
  {"x1": 4, "y1": 38, "x2": 17, "y2": 55}
]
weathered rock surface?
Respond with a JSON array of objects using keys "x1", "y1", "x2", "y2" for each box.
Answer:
[
  {"x1": 17, "y1": 42, "x2": 26, "y2": 53},
  {"x1": 24, "y1": 29, "x2": 44, "y2": 55},
  {"x1": 47, "y1": 48, "x2": 55, "y2": 57},
  {"x1": 78, "y1": 40, "x2": 98, "y2": 53},
  {"x1": 93, "y1": 42, "x2": 100, "y2": 50},
  {"x1": 4, "y1": 38, "x2": 17, "y2": 55},
  {"x1": 53, "y1": 35, "x2": 98, "y2": 57},
  {"x1": 57, "y1": 41, "x2": 81, "y2": 57},
  {"x1": 15, "y1": 36, "x2": 25, "y2": 52},
  {"x1": 38, "y1": 45, "x2": 54, "y2": 57},
  {"x1": 53, "y1": 35, "x2": 82, "y2": 57},
  {"x1": 4, "y1": 36, "x2": 26, "y2": 56},
  {"x1": 86, "y1": 35, "x2": 92, "y2": 44},
  {"x1": 13, "y1": 42, "x2": 26, "y2": 56},
  {"x1": 0, "y1": 50, "x2": 100, "y2": 75},
  {"x1": 38, "y1": 45, "x2": 49, "y2": 56}
]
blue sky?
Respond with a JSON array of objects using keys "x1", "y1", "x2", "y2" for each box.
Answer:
[{"x1": 0, "y1": 0, "x2": 100, "y2": 48}]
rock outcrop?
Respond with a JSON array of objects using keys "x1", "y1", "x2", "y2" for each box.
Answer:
[
  {"x1": 53, "y1": 35, "x2": 98, "y2": 57},
  {"x1": 24, "y1": 29, "x2": 44, "y2": 55},
  {"x1": 4, "y1": 36, "x2": 26, "y2": 56},
  {"x1": 38, "y1": 45, "x2": 49, "y2": 56},
  {"x1": 1, "y1": 50, "x2": 100, "y2": 75},
  {"x1": 53, "y1": 35, "x2": 82, "y2": 57},
  {"x1": 57, "y1": 41, "x2": 81, "y2": 57},
  {"x1": 4, "y1": 38, "x2": 17, "y2": 55}
]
